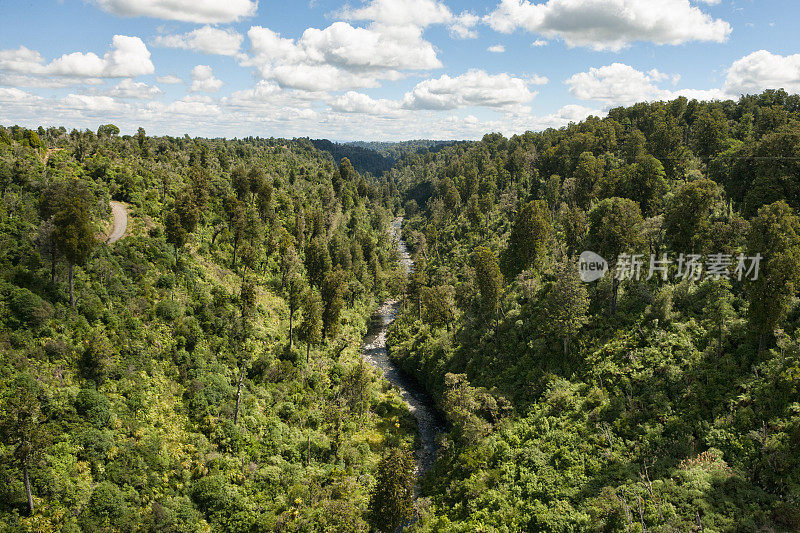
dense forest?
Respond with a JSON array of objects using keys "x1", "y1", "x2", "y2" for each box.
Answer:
[
  {"x1": 309, "y1": 140, "x2": 460, "y2": 177},
  {"x1": 0, "y1": 126, "x2": 419, "y2": 531},
  {"x1": 386, "y1": 89, "x2": 800, "y2": 531},
  {"x1": 2, "y1": 88, "x2": 800, "y2": 532}
]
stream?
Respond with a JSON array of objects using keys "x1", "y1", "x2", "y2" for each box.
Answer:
[{"x1": 360, "y1": 217, "x2": 444, "y2": 477}]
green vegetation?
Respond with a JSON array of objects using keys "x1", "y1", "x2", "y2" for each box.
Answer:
[
  {"x1": 4, "y1": 89, "x2": 800, "y2": 531},
  {"x1": 387, "y1": 90, "x2": 800, "y2": 531},
  {"x1": 0, "y1": 126, "x2": 416, "y2": 531}
]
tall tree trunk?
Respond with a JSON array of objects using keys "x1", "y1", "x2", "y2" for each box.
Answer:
[
  {"x1": 718, "y1": 322, "x2": 723, "y2": 357},
  {"x1": 234, "y1": 362, "x2": 245, "y2": 425},
  {"x1": 68, "y1": 263, "x2": 75, "y2": 308},
  {"x1": 307, "y1": 342, "x2": 311, "y2": 364},
  {"x1": 23, "y1": 462, "x2": 33, "y2": 515},
  {"x1": 563, "y1": 336, "x2": 569, "y2": 357}
]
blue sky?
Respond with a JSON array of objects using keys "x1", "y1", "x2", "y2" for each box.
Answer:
[{"x1": 1, "y1": 0, "x2": 799, "y2": 140}]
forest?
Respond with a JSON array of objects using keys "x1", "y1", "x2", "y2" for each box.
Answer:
[{"x1": 1, "y1": 88, "x2": 800, "y2": 532}]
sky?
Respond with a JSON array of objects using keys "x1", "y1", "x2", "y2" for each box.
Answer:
[{"x1": 1, "y1": 0, "x2": 799, "y2": 141}]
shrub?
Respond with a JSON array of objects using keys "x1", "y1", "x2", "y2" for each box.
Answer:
[
  {"x1": 75, "y1": 388, "x2": 112, "y2": 428},
  {"x1": 155, "y1": 299, "x2": 182, "y2": 321}
]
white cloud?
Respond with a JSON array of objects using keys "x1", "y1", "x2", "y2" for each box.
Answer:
[
  {"x1": 485, "y1": 0, "x2": 731, "y2": 51},
  {"x1": 488, "y1": 44, "x2": 506, "y2": 53},
  {"x1": 109, "y1": 79, "x2": 162, "y2": 99},
  {"x1": 153, "y1": 26, "x2": 244, "y2": 56},
  {"x1": 62, "y1": 94, "x2": 128, "y2": 113},
  {"x1": 244, "y1": 22, "x2": 441, "y2": 91},
  {"x1": 339, "y1": 0, "x2": 479, "y2": 38},
  {"x1": 531, "y1": 39, "x2": 548, "y2": 47},
  {"x1": 0, "y1": 87, "x2": 41, "y2": 103},
  {"x1": 329, "y1": 91, "x2": 401, "y2": 115},
  {"x1": 158, "y1": 95, "x2": 222, "y2": 116},
  {"x1": 266, "y1": 64, "x2": 383, "y2": 92},
  {"x1": 91, "y1": 0, "x2": 256, "y2": 23},
  {"x1": 403, "y1": 70, "x2": 536, "y2": 110},
  {"x1": 156, "y1": 74, "x2": 183, "y2": 84},
  {"x1": 566, "y1": 62, "x2": 724, "y2": 106},
  {"x1": 723, "y1": 50, "x2": 800, "y2": 95},
  {"x1": 339, "y1": 0, "x2": 452, "y2": 27},
  {"x1": 190, "y1": 65, "x2": 223, "y2": 92},
  {"x1": 449, "y1": 12, "x2": 480, "y2": 39},
  {"x1": 0, "y1": 36, "x2": 154, "y2": 82},
  {"x1": 528, "y1": 74, "x2": 549, "y2": 85}
]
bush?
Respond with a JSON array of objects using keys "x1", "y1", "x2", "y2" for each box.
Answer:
[
  {"x1": 9, "y1": 286, "x2": 51, "y2": 327},
  {"x1": 75, "y1": 388, "x2": 112, "y2": 428},
  {"x1": 87, "y1": 481, "x2": 127, "y2": 519},
  {"x1": 155, "y1": 299, "x2": 182, "y2": 321}
]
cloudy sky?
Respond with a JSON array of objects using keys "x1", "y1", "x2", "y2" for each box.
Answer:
[{"x1": 1, "y1": 0, "x2": 799, "y2": 140}]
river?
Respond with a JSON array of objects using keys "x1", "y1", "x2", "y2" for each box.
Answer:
[{"x1": 360, "y1": 217, "x2": 443, "y2": 477}]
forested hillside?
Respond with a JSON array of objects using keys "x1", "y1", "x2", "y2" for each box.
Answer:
[
  {"x1": 387, "y1": 90, "x2": 800, "y2": 531},
  {"x1": 309, "y1": 140, "x2": 460, "y2": 177},
  {"x1": 0, "y1": 126, "x2": 417, "y2": 531},
  {"x1": 3, "y1": 89, "x2": 800, "y2": 533}
]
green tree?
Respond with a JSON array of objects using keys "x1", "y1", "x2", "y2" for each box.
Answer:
[
  {"x1": 368, "y1": 446, "x2": 415, "y2": 533},
  {"x1": 588, "y1": 197, "x2": 643, "y2": 313},
  {"x1": 421, "y1": 284, "x2": 456, "y2": 330},
  {"x1": 702, "y1": 278, "x2": 735, "y2": 357},
  {"x1": 663, "y1": 178, "x2": 720, "y2": 253},
  {"x1": 500, "y1": 199, "x2": 552, "y2": 279},
  {"x1": 164, "y1": 210, "x2": 188, "y2": 260},
  {"x1": 286, "y1": 272, "x2": 305, "y2": 349},
  {"x1": 305, "y1": 236, "x2": 332, "y2": 289},
  {"x1": 0, "y1": 373, "x2": 49, "y2": 515},
  {"x1": 746, "y1": 200, "x2": 800, "y2": 351},
  {"x1": 545, "y1": 260, "x2": 590, "y2": 356},
  {"x1": 96, "y1": 124, "x2": 119, "y2": 138},
  {"x1": 321, "y1": 268, "x2": 346, "y2": 339},
  {"x1": 52, "y1": 183, "x2": 95, "y2": 307},
  {"x1": 298, "y1": 288, "x2": 323, "y2": 363},
  {"x1": 473, "y1": 246, "x2": 502, "y2": 321}
]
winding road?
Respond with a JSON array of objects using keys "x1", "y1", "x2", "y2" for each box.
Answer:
[
  {"x1": 106, "y1": 201, "x2": 128, "y2": 244},
  {"x1": 361, "y1": 217, "x2": 443, "y2": 478}
]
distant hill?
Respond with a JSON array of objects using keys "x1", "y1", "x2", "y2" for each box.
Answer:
[{"x1": 307, "y1": 138, "x2": 462, "y2": 176}]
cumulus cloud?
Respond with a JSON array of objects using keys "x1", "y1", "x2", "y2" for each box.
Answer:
[
  {"x1": 0, "y1": 36, "x2": 154, "y2": 83},
  {"x1": 485, "y1": 0, "x2": 731, "y2": 51},
  {"x1": 0, "y1": 87, "x2": 42, "y2": 103},
  {"x1": 329, "y1": 91, "x2": 401, "y2": 115},
  {"x1": 339, "y1": 0, "x2": 478, "y2": 38},
  {"x1": 723, "y1": 50, "x2": 800, "y2": 95},
  {"x1": 91, "y1": 0, "x2": 256, "y2": 23},
  {"x1": 158, "y1": 94, "x2": 222, "y2": 116},
  {"x1": 153, "y1": 26, "x2": 244, "y2": 56},
  {"x1": 109, "y1": 79, "x2": 162, "y2": 99},
  {"x1": 62, "y1": 93, "x2": 128, "y2": 113},
  {"x1": 403, "y1": 70, "x2": 536, "y2": 110},
  {"x1": 566, "y1": 62, "x2": 724, "y2": 106},
  {"x1": 488, "y1": 44, "x2": 506, "y2": 53},
  {"x1": 190, "y1": 65, "x2": 223, "y2": 93},
  {"x1": 244, "y1": 22, "x2": 441, "y2": 91}
]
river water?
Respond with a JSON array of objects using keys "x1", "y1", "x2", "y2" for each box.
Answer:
[{"x1": 360, "y1": 217, "x2": 443, "y2": 476}]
